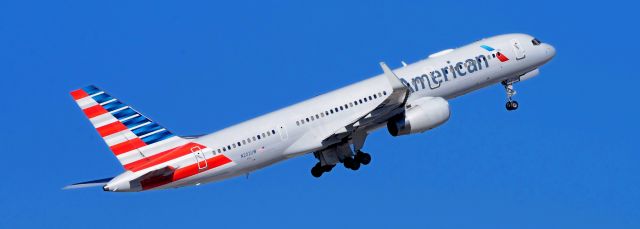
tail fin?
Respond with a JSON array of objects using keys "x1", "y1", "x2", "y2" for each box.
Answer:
[{"x1": 70, "y1": 85, "x2": 189, "y2": 170}]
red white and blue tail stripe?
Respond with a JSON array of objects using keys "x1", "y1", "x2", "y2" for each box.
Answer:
[{"x1": 70, "y1": 85, "x2": 189, "y2": 170}]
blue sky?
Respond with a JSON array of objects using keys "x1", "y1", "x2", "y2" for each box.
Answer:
[{"x1": 1, "y1": 0, "x2": 638, "y2": 228}]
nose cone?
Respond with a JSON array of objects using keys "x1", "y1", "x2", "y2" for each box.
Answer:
[{"x1": 543, "y1": 43, "x2": 556, "y2": 59}]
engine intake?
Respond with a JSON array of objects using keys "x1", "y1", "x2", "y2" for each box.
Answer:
[{"x1": 387, "y1": 97, "x2": 450, "y2": 136}]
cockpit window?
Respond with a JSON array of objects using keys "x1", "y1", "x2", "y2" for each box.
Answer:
[{"x1": 532, "y1": 38, "x2": 542, "y2": 46}]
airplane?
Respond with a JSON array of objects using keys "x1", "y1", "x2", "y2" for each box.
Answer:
[{"x1": 65, "y1": 33, "x2": 555, "y2": 192}]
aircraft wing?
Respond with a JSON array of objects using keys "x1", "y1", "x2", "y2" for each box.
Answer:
[{"x1": 320, "y1": 62, "x2": 410, "y2": 147}]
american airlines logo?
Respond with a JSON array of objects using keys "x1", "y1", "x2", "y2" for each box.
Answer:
[{"x1": 401, "y1": 45, "x2": 508, "y2": 92}]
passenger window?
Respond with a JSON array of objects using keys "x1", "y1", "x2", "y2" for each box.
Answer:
[
  {"x1": 233, "y1": 143, "x2": 236, "y2": 148},
  {"x1": 383, "y1": 91, "x2": 387, "y2": 95},
  {"x1": 257, "y1": 135, "x2": 261, "y2": 140},
  {"x1": 253, "y1": 136, "x2": 257, "y2": 141},
  {"x1": 373, "y1": 94, "x2": 377, "y2": 99},
  {"x1": 218, "y1": 149, "x2": 221, "y2": 153},
  {"x1": 349, "y1": 102, "x2": 353, "y2": 107},
  {"x1": 247, "y1": 138, "x2": 251, "y2": 143},
  {"x1": 316, "y1": 114, "x2": 319, "y2": 119},
  {"x1": 296, "y1": 121, "x2": 300, "y2": 126},
  {"x1": 311, "y1": 116, "x2": 314, "y2": 121},
  {"x1": 272, "y1": 130, "x2": 276, "y2": 134},
  {"x1": 364, "y1": 98, "x2": 368, "y2": 102},
  {"x1": 266, "y1": 132, "x2": 270, "y2": 136},
  {"x1": 334, "y1": 108, "x2": 338, "y2": 112},
  {"x1": 223, "y1": 148, "x2": 226, "y2": 152},
  {"x1": 321, "y1": 113, "x2": 325, "y2": 117},
  {"x1": 242, "y1": 140, "x2": 246, "y2": 144},
  {"x1": 306, "y1": 118, "x2": 310, "y2": 122},
  {"x1": 378, "y1": 92, "x2": 382, "y2": 97},
  {"x1": 340, "y1": 106, "x2": 343, "y2": 111},
  {"x1": 227, "y1": 146, "x2": 231, "y2": 150}
]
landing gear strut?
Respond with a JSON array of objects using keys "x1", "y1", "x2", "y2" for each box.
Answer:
[{"x1": 502, "y1": 79, "x2": 519, "y2": 111}]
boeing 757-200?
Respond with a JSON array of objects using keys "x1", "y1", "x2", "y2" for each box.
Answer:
[{"x1": 65, "y1": 33, "x2": 555, "y2": 192}]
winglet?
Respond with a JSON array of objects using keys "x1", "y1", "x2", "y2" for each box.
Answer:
[{"x1": 380, "y1": 62, "x2": 408, "y2": 92}]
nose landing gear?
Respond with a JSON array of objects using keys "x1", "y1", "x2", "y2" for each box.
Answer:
[{"x1": 502, "y1": 79, "x2": 519, "y2": 111}]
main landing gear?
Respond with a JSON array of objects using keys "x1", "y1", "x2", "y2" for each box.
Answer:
[
  {"x1": 502, "y1": 79, "x2": 519, "y2": 111},
  {"x1": 311, "y1": 151, "x2": 372, "y2": 178},
  {"x1": 343, "y1": 150, "x2": 371, "y2": 171},
  {"x1": 311, "y1": 132, "x2": 372, "y2": 178},
  {"x1": 311, "y1": 162, "x2": 334, "y2": 178}
]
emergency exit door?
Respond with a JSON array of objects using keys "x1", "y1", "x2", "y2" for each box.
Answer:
[{"x1": 191, "y1": 146, "x2": 209, "y2": 170}]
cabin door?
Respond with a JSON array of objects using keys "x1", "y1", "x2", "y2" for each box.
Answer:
[
  {"x1": 511, "y1": 39, "x2": 526, "y2": 60},
  {"x1": 278, "y1": 124, "x2": 288, "y2": 141}
]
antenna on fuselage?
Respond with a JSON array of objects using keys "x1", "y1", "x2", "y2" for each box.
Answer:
[{"x1": 401, "y1": 61, "x2": 408, "y2": 67}]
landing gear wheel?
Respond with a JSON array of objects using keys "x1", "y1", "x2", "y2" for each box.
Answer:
[
  {"x1": 311, "y1": 164, "x2": 323, "y2": 178},
  {"x1": 343, "y1": 157, "x2": 360, "y2": 170},
  {"x1": 322, "y1": 164, "x2": 335, "y2": 172},
  {"x1": 360, "y1": 153, "x2": 371, "y2": 165},
  {"x1": 355, "y1": 151, "x2": 372, "y2": 165},
  {"x1": 350, "y1": 161, "x2": 361, "y2": 170},
  {"x1": 343, "y1": 157, "x2": 354, "y2": 169},
  {"x1": 506, "y1": 101, "x2": 519, "y2": 111}
]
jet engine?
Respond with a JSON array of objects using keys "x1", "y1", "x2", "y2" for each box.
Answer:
[{"x1": 387, "y1": 97, "x2": 450, "y2": 137}]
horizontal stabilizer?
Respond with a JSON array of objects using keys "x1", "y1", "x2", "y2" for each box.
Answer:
[{"x1": 63, "y1": 177, "x2": 113, "y2": 190}]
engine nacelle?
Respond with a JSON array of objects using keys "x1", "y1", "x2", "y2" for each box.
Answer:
[{"x1": 387, "y1": 97, "x2": 450, "y2": 137}]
